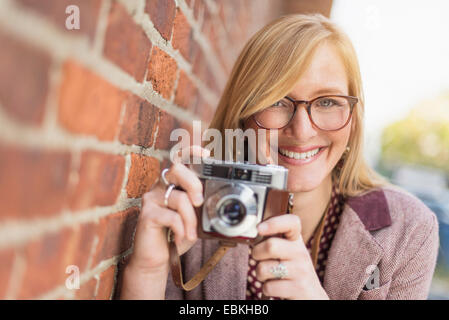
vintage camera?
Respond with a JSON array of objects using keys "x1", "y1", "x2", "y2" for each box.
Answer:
[{"x1": 190, "y1": 159, "x2": 289, "y2": 244}]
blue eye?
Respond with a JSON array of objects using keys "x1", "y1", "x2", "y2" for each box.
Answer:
[
  {"x1": 318, "y1": 98, "x2": 335, "y2": 107},
  {"x1": 271, "y1": 99, "x2": 291, "y2": 108}
]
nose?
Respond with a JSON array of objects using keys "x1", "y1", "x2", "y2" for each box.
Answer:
[{"x1": 284, "y1": 104, "x2": 318, "y2": 141}]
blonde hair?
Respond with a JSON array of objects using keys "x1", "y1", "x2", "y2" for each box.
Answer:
[{"x1": 208, "y1": 14, "x2": 386, "y2": 197}]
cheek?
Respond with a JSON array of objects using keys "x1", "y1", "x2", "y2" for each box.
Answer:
[{"x1": 327, "y1": 125, "x2": 351, "y2": 161}]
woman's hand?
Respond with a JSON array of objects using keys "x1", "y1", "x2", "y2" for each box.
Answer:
[
  {"x1": 120, "y1": 147, "x2": 209, "y2": 299},
  {"x1": 252, "y1": 214, "x2": 329, "y2": 300}
]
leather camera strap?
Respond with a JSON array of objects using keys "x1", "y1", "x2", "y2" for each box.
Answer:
[
  {"x1": 168, "y1": 198, "x2": 330, "y2": 292},
  {"x1": 167, "y1": 191, "x2": 306, "y2": 292},
  {"x1": 168, "y1": 229, "x2": 234, "y2": 291}
]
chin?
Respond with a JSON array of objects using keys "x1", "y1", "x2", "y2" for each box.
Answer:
[{"x1": 286, "y1": 172, "x2": 327, "y2": 192}]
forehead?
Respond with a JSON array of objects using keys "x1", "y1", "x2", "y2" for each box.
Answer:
[{"x1": 290, "y1": 42, "x2": 348, "y2": 98}]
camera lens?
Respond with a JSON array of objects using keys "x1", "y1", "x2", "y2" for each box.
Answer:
[{"x1": 218, "y1": 198, "x2": 246, "y2": 226}]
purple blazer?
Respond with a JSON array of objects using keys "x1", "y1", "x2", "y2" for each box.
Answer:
[{"x1": 165, "y1": 185, "x2": 439, "y2": 300}]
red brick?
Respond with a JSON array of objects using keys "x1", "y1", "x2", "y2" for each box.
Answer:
[
  {"x1": 217, "y1": 0, "x2": 227, "y2": 26},
  {"x1": 193, "y1": 0, "x2": 205, "y2": 20},
  {"x1": 0, "y1": 144, "x2": 71, "y2": 220},
  {"x1": 147, "y1": 47, "x2": 177, "y2": 99},
  {"x1": 0, "y1": 249, "x2": 15, "y2": 299},
  {"x1": 181, "y1": 121, "x2": 194, "y2": 140},
  {"x1": 92, "y1": 207, "x2": 140, "y2": 266},
  {"x1": 58, "y1": 60, "x2": 126, "y2": 141},
  {"x1": 192, "y1": 48, "x2": 220, "y2": 94},
  {"x1": 0, "y1": 31, "x2": 51, "y2": 125},
  {"x1": 68, "y1": 151, "x2": 125, "y2": 211},
  {"x1": 104, "y1": 2, "x2": 152, "y2": 82},
  {"x1": 195, "y1": 96, "x2": 215, "y2": 125},
  {"x1": 126, "y1": 154, "x2": 160, "y2": 198},
  {"x1": 172, "y1": 9, "x2": 197, "y2": 63},
  {"x1": 95, "y1": 265, "x2": 116, "y2": 300},
  {"x1": 201, "y1": 7, "x2": 213, "y2": 38},
  {"x1": 145, "y1": 0, "x2": 176, "y2": 41},
  {"x1": 71, "y1": 222, "x2": 100, "y2": 272},
  {"x1": 17, "y1": 0, "x2": 102, "y2": 42},
  {"x1": 18, "y1": 227, "x2": 79, "y2": 298},
  {"x1": 174, "y1": 70, "x2": 198, "y2": 111},
  {"x1": 207, "y1": 23, "x2": 229, "y2": 75},
  {"x1": 118, "y1": 94, "x2": 159, "y2": 148},
  {"x1": 156, "y1": 115, "x2": 194, "y2": 154},
  {"x1": 76, "y1": 277, "x2": 97, "y2": 300},
  {"x1": 155, "y1": 110, "x2": 181, "y2": 150}
]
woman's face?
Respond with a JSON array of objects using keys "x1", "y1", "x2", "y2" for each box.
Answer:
[{"x1": 246, "y1": 42, "x2": 353, "y2": 192}]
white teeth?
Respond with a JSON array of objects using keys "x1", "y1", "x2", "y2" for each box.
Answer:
[{"x1": 279, "y1": 147, "x2": 320, "y2": 160}]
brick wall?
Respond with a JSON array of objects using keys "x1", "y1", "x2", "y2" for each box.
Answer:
[
  {"x1": 0, "y1": 0, "x2": 285, "y2": 300},
  {"x1": 0, "y1": 0, "x2": 331, "y2": 299}
]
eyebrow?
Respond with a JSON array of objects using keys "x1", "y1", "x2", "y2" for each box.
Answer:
[{"x1": 288, "y1": 87, "x2": 346, "y2": 99}]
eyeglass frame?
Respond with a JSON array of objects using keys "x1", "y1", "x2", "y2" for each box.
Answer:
[{"x1": 252, "y1": 94, "x2": 359, "y2": 131}]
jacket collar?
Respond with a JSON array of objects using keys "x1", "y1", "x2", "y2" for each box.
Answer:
[
  {"x1": 346, "y1": 189, "x2": 392, "y2": 231},
  {"x1": 323, "y1": 189, "x2": 392, "y2": 299}
]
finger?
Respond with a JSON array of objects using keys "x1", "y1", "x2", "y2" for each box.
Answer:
[
  {"x1": 262, "y1": 279, "x2": 294, "y2": 299},
  {"x1": 257, "y1": 214, "x2": 302, "y2": 241},
  {"x1": 251, "y1": 237, "x2": 303, "y2": 261},
  {"x1": 142, "y1": 203, "x2": 185, "y2": 246},
  {"x1": 164, "y1": 162, "x2": 204, "y2": 207},
  {"x1": 172, "y1": 145, "x2": 211, "y2": 164},
  {"x1": 166, "y1": 189, "x2": 198, "y2": 241},
  {"x1": 256, "y1": 260, "x2": 295, "y2": 282}
]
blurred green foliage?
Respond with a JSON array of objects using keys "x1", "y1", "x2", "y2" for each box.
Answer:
[{"x1": 381, "y1": 92, "x2": 449, "y2": 173}]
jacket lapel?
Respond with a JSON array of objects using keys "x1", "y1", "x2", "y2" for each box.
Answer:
[
  {"x1": 323, "y1": 202, "x2": 386, "y2": 299},
  {"x1": 203, "y1": 239, "x2": 249, "y2": 300},
  {"x1": 202, "y1": 189, "x2": 392, "y2": 300}
]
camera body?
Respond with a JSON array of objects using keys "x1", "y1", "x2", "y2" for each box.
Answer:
[{"x1": 190, "y1": 159, "x2": 288, "y2": 244}]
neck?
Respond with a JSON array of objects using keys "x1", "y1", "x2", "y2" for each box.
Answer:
[{"x1": 291, "y1": 175, "x2": 333, "y2": 244}]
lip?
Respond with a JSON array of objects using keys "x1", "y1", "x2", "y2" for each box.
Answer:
[
  {"x1": 278, "y1": 145, "x2": 327, "y2": 153},
  {"x1": 278, "y1": 146, "x2": 327, "y2": 165}
]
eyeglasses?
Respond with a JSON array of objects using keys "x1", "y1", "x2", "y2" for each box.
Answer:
[{"x1": 253, "y1": 95, "x2": 358, "y2": 131}]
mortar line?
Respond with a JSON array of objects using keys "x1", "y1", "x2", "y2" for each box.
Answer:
[
  {"x1": 177, "y1": 0, "x2": 228, "y2": 89},
  {"x1": 92, "y1": 0, "x2": 112, "y2": 56},
  {"x1": 125, "y1": 1, "x2": 221, "y2": 108},
  {"x1": 37, "y1": 247, "x2": 133, "y2": 300},
  {"x1": 0, "y1": 0, "x2": 201, "y2": 124},
  {"x1": 0, "y1": 197, "x2": 142, "y2": 251},
  {"x1": 0, "y1": 103, "x2": 169, "y2": 160}
]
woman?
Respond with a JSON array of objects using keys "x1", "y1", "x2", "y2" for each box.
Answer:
[{"x1": 119, "y1": 14, "x2": 439, "y2": 300}]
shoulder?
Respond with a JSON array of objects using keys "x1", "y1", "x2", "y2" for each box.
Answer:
[
  {"x1": 346, "y1": 184, "x2": 439, "y2": 253},
  {"x1": 347, "y1": 184, "x2": 437, "y2": 233},
  {"x1": 381, "y1": 185, "x2": 437, "y2": 230}
]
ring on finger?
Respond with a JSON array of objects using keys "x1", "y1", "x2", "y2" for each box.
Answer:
[
  {"x1": 161, "y1": 168, "x2": 170, "y2": 186},
  {"x1": 164, "y1": 183, "x2": 176, "y2": 207},
  {"x1": 270, "y1": 261, "x2": 288, "y2": 279}
]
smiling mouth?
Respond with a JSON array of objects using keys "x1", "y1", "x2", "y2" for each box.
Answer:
[{"x1": 278, "y1": 147, "x2": 323, "y2": 160}]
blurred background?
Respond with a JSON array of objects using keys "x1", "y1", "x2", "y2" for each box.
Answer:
[
  {"x1": 332, "y1": 0, "x2": 449, "y2": 299},
  {"x1": 0, "y1": 0, "x2": 447, "y2": 299}
]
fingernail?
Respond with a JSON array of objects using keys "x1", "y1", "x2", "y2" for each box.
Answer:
[
  {"x1": 189, "y1": 229, "x2": 197, "y2": 241},
  {"x1": 193, "y1": 193, "x2": 204, "y2": 206}
]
